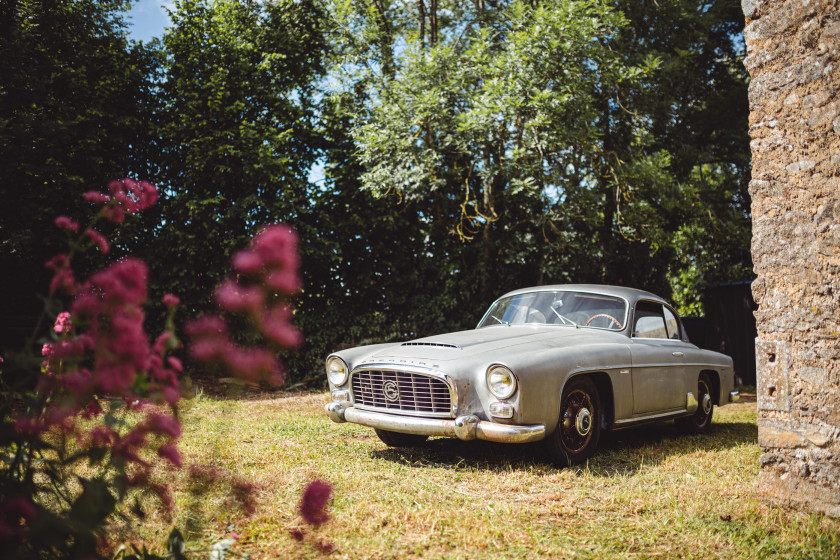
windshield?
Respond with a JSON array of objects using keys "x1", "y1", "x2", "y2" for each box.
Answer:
[{"x1": 477, "y1": 290, "x2": 627, "y2": 331}]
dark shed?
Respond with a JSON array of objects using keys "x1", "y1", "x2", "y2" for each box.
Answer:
[{"x1": 703, "y1": 281, "x2": 757, "y2": 386}]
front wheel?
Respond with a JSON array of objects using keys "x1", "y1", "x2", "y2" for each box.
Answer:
[
  {"x1": 543, "y1": 376, "x2": 601, "y2": 467},
  {"x1": 676, "y1": 373, "x2": 714, "y2": 435},
  {"x1": 374, "y1": 428, "x2": 429, "y2": 447}
]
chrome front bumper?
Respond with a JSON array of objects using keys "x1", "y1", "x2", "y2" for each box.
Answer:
[{"x1": 326, "y1": 401, "x2": 545, "y2": 444}]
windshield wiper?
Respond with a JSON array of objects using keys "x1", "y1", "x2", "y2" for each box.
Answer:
[
  {"x1": 490, "y1": 314, "x2": 511, "y2": 326},
  {"x1": 549, "y1": 306, "x2": 578, "y2": 327}
]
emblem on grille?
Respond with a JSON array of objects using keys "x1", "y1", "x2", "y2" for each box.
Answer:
[{"x1": 382, "y1": 380, "x2": 400, "y2": 402}]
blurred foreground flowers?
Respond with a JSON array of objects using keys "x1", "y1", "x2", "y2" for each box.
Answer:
[{"x1": 0, "y1": 178, "x2": 332, "y2": 558}]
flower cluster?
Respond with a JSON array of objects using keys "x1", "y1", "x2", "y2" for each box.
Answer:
[
  {"x1": 2, "y1": 177, "x2": 318, "y2": 558},
  {"x1": 2, "y1": 178, "x2": 183, "y2": 555},
  {"x1": 38, "y1": 257, "x2": 181, "y2": 409},
  {"x1": 84, "y1": 177, "x2": 158, "y2": 224},
  {"x1": 187, "y1": 224, "x2": 303, "y2": 385}
]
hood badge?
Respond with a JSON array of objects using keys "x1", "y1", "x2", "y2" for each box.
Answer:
[{"x1": 382, "y1": 380, "x2": 400, "y2": 402}]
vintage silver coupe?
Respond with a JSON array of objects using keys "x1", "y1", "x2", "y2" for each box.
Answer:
[{"x1": 325, "y1": 285, "x2": 740, "y2": 466}]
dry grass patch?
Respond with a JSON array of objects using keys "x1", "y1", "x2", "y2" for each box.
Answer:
[{"x1": 130, "y1": 391, "x2": 840, "y2": 559}]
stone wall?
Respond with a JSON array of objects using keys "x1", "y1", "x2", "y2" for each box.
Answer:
[{"x1": 742, "y1": 0, "x2": 840, "y2": 517}]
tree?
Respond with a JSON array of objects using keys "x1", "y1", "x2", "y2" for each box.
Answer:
[
  {"x1": 322, "y1": 0, "x2": 751, "y2": 325},
  {"x1": 601, "y1": 0, "x2": 752, "y2": 313},
  {"x1": 150, "y1": 0, "x2": 327, "y2": 323},
  {"x1": 0, "y1": 0, "x2": 159, "y2": 331},
  {"x1": 324, "y1": 0, "x2": 659, "y2": 311}
]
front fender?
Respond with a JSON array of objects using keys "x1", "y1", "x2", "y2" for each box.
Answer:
[{"x1": 499, "y1": 343, "x2": 632, "y2": 435}]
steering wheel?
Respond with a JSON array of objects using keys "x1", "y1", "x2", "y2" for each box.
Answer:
[{"x1": 585, "y1": 314, "x2": 622, "y2": 329}]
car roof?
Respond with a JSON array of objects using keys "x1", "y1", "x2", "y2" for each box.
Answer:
[{"x1": 497, "y1": 284, "x2": 669, "y2": 307}]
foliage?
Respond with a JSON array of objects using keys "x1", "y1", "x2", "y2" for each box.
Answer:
[
  {"x1": 0, "y1": 0, "x2": 752, "y2": 373},
  {"x1": 0, "y1": 0, "x2": 159, "y2": 323},
  {"x1": 604, "y1": 0, "x2": 752, "y2": 313},
  {"x1": 149, "y1": 0, "x2": 327, "y2": 323},
  {"x1": 315, "y1": 0, "x2": 751, "y2": 348}
]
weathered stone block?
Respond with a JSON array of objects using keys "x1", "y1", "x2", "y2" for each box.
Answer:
[
  {"x1": 758, "y1": 420, "x2": 805, "y2": 448},
  {"x1": 759, "y1": 469, "x2": 840, "y2": 518},
  {"x1": 756, "y1": 339, "x2": 791, "y2": 411}
]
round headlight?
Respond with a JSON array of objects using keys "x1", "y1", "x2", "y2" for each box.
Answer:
[
  {"x1": 487, "y1": 364, "x2": 517, "y2": 400},
  {"x1": 326, "y1": 357, "x2": 349, "y2": 386}
]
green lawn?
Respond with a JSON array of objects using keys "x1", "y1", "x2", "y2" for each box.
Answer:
[{"x1": 132, "y1": 391, "x2": 840, "y2": 559}]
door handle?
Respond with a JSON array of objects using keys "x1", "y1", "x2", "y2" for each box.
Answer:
[{"x1": 672, "y1": 352, "x2": 684, "y2": 357}]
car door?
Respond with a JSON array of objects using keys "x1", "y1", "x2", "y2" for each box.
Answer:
[{"x1": 629, "y1": 301, "x2": 688, "y2": 415}]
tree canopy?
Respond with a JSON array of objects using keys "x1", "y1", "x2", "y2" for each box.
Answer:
[{"x1": 0, "y1": 0, "x2": 751, "y2": 379}]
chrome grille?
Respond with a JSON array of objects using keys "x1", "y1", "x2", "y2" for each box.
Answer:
[{"x1": 351, "y1": 369, "x2": 452, "y2": 416}]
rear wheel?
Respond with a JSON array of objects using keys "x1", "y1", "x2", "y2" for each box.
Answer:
[
  {"x1": 544, "y1": 376, "x2": 601, "y2": 467},
  {"x1": 374, "y1": 428, "x2": 429, "y2": 447},
  {"x1": 676, "y1": 373, "x2": 714, "y2": 434}
]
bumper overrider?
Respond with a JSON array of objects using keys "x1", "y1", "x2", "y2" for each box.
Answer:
[{"x1": 326, "y1": 401, "x2": 545, "y2": 444}]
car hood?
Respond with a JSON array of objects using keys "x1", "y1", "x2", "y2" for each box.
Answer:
[{"x1": 357, "y1": 325, "x2": 627, "y2": 364}]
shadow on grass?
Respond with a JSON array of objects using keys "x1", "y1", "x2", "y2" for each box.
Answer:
[{"x1": 369, "y1": 418, "x2": 758, "y2": 476}]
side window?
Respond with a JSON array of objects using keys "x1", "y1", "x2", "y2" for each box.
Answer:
[
  {"x1": 633, "y1": 302, "x2": 668, "y2": 338},
  {"x1": 663, "y1": 306, "x2": 681, "y2": 340}
]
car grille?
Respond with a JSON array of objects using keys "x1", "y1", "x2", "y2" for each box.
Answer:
[{"x1": 351, "y1": 369, "x2": 452, "y2": 416}]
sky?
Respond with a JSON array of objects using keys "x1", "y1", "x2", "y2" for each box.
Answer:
[{"x1": 126, "y1": 0, "x2": 173, "y2": 43}]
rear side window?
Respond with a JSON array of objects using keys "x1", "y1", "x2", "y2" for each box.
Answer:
[
  {"x1": 633, "y1": 301, "x2": 668, "y2": 339},
  {"x1": 663, "y1": 306, "x2": 681, "y2": 339}
]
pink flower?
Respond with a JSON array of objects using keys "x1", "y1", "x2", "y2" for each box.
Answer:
[
  {"x1": 103, "y1": 204, "x2": 125, "y2": 224},
  {"x1": 253, "y1": 224, "x2": 299, "y2": 269},
  {"x1": 90, "y1": 426, "x2": 118, "y2": 447},
  {"x1": 85, "y1": 258, "x2": 149, "y2": 307},
  {"x1": 299, "y1": 479, "x2": 332, "y2": 526},
  {"x1": 186, "y1": 315, "x2": 230, "y2": 361},
  {"x1": 112, "y1": 428, "x2": 151, "y2": 466},
  {"x1": 289, "y1": 529, "x2": 305, "y2": 542},
  {"x1": 85, "y1": 228, "x2": 110, "y2": 254},
  {"x1": 215, "y1": 281, "x2": 264, "y2": 314},
  {"x1": 49, "y1": 267, "x2": 77, "y2": 295},
  {"x1": 231, "y1": 478, "x2": 259, "y2": 516},
  {"x1": 84, "y1": 191, "x2": 110, "y2": 204},
  {"x1": 0, "y1": 496, "x2": 37, "y2": 544},
  {"x1": 232, "y1": 249, "x2": 263, "y2": 275},
  {"x1": 54, "y1": 216, "x2": 79, "y2": 232},
  {"x1": 150, "y1": 482, "x2": 174, "y2": 514},
  {"x1": 3, "y1": 496, "x2": 36, "y2": 521},
  {"x1": 265, "y1": 269, "x2": 302, "y2": 294},
  {"x1": 108, "y1": 178, "x2": 158, "y2": 213},
  {"x1": 45, "y1": 254, "x2": 77, "y2": 295},
  {"x1": 261, "y1": 305, "x2": 302, "y2": 347},
  {"x1": 223, "y1": 346, "x2": 280, "y2": 381},
  {"x1": 162, "y1": 386, "x2": 180, "y2": 404},
  {"x1": 167, "y1": 356, "x2": 183, "y2": 372},
  {"x1": 53, "y1": 311, "x2": 72, "y2": 334},
  {"x1": 162, "y1": 293, "x2": 180, "y2": 309}
]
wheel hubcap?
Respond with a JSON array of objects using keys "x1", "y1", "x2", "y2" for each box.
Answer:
[
  {"x1": 575, "y1": 408, "x2": 592, "y2": 437},
  {"x1": 560, "y1": 388, "x2": 595, "y2": 454},
  {"x1": 702, "y1": 393, "x2": 712, "y2": 415}
]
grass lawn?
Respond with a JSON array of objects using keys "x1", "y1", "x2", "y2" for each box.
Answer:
[{"x1": 133, "y1": 390, "x2": 840, "y2": 559}]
